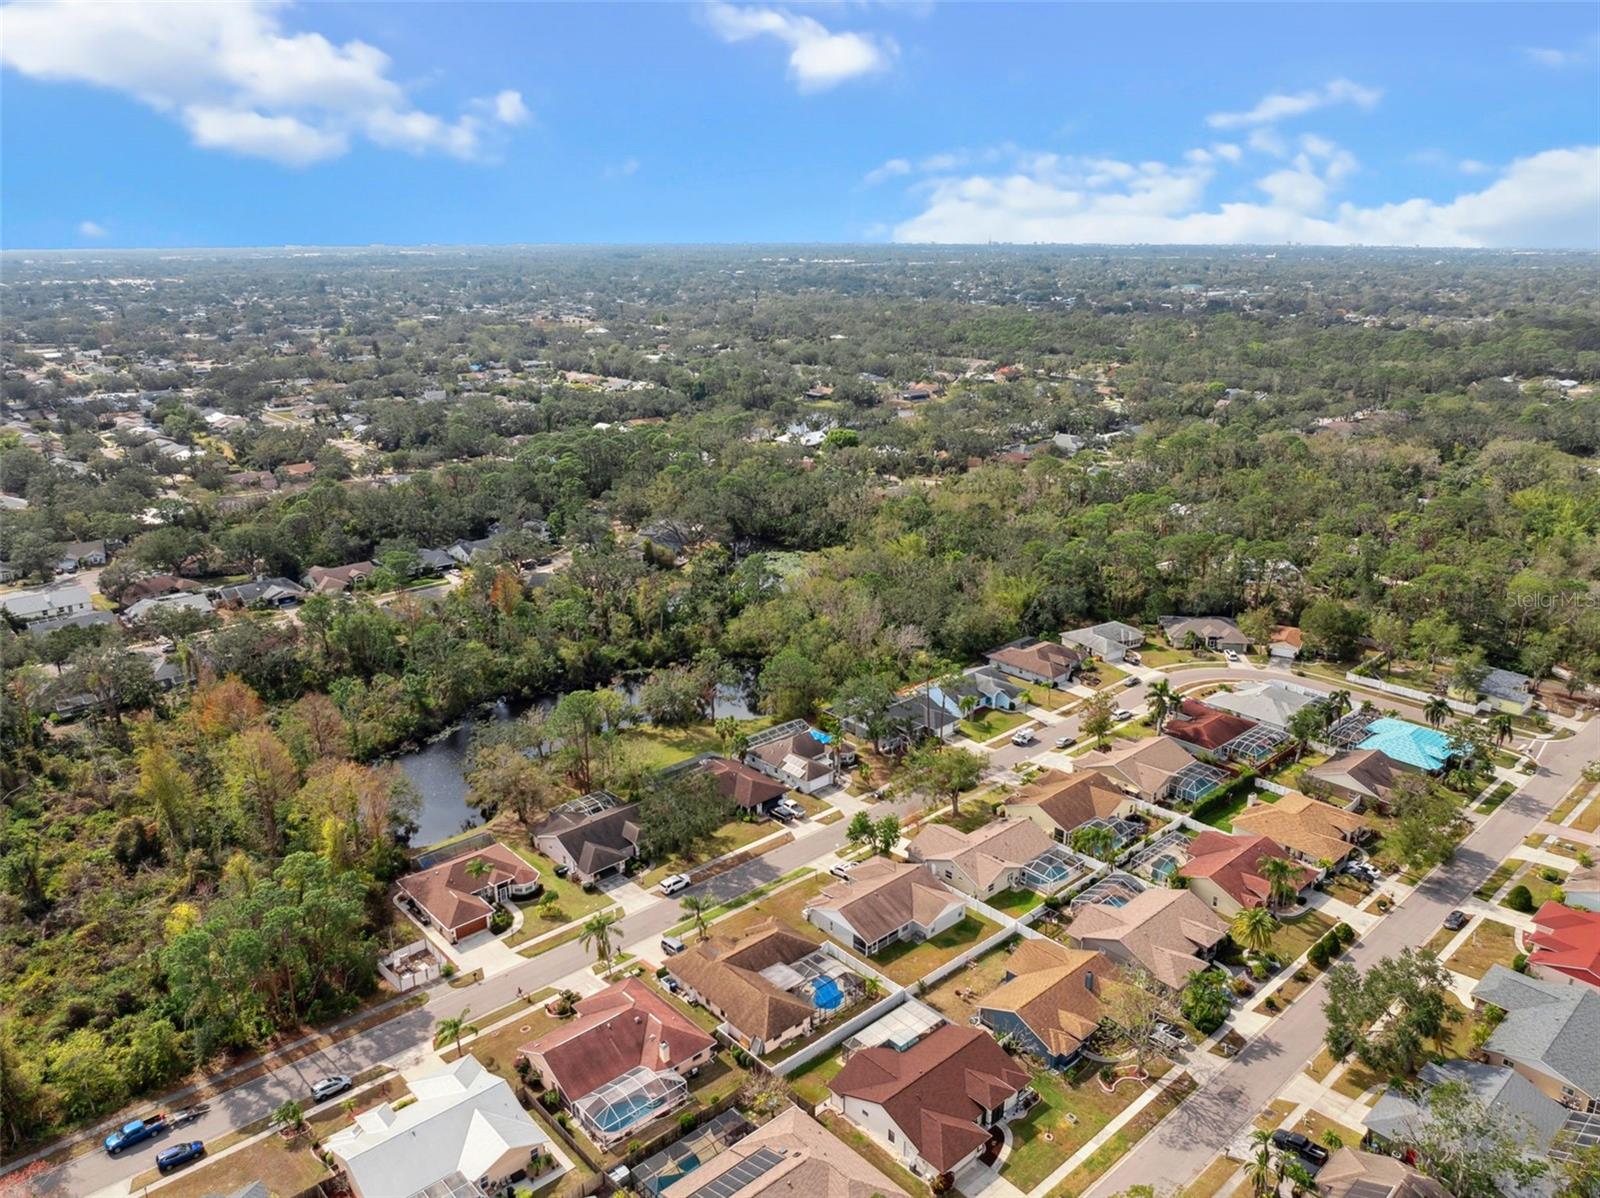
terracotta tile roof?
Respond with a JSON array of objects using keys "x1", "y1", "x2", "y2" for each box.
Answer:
[
  {"x1": 1004, "y1": 769, "x2": 1130, "y2": 833},
  {"x1": 518, "y1": 978, "x2": 715, "y2": 1102},
  {"x1": 1164, "y1": 699, "x2": 1256, "y2": 752},
  {"x1": 809, "y1": 860, "x2": 965, "y2": 947},
  {"x1": 661, "y1": 1107, "x2": 908, "y2": 1198},
  {"x1": 664, "y1": 918, "x2": 818, "y2": 1044},
  {"x1": 829, "y1": 1024, "x2": 1030, "y2": 1172},
  {"x1": 980, "y1": 939, "x2": 1109, "y2": 1058},
  {"x1": 1527, "y1": 902, "x2": 1600, "y2": 987},
  {"x1": 395, "y1": 843, "x2": 539, "y2": 934},
  {"x1": 1179, "y1": 831, "x2": 1316, "y2": 909},
  {"x1": 908, "y1": 819, "x2": 1055, "y2": 891},
  {"x1": 1231, "y1": 791, "x2": 1368, "y2": 865},
  {"x1": 1068, "y1": 888, "x2": 1229, "y2": 989},
  {"x1": 1074, "y1": 737, "x2": 1195, "y2": 798},
  {"x1": 700, "y1": 757, "x2": 787, "y2": 809}
]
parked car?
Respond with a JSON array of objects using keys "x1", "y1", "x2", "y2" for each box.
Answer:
[
  {"x1": 1125, "y1": 651, "x2": 1142, "y2": 665},
  {"x1": 1270, "y1": 1130, "x2": 1329, "y2": 1166},
  {"x1": 772, "y1": 798, "x2": 806, "y2": 821},
  {"x1": 1443, "y1": 909, "x2": 1469, "y2": 931},
  {"x1": 1112, "y1": 708, "x2": 1134, "y2": 721},
  {"x1": 829, "y1": 862, "x2": 855, "y2": 880},
  {"x1": 1054, "y1": 734, "x2": 1077, "y2": 749},
  {"x1": 1225, "y1": 649, "x2": 1240, "y2": 662},
  {"x1": 662, "y1": 974, "x2": 682, "y2": 993},
  {"x1": 1125, "y1": 677, "x2": 1140, "y2": 689},
  {"x1": 660, "y1": 874, "x2": 691, "y2": 896},
  {"x1": 156, "y1": 1142, "x2": 206, "y2": 1174},
  {"x1": 660, "y1": 935, "x2": 687, "y2": 956},
  {"x1": 105, "y1": 1116, "x2": 167, "y2": 1155},
  {"x1": 1011, "y1": 729, "x2": 1035, "y2": 746},
  {"x1": 553, "y1": 862, "x2": 570, "y2": 879},
  {"x1": 311, "y1": 1075, "x2": 353, "y2": 1103},
  {"x1": 1345, "y1": 861, "x2": 1381, "y2": 884}
]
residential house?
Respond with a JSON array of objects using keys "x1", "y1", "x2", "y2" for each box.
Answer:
[
  {"x1": 324, "y1": 1056, "x2": 559, "y2": 1198},
  {"x1": 277, "y1": 461, "x2": 317, "y2": 482},
  {"x1": 0, "y1": 561, "x2": 19, "y2": 583},
  {"x1": 226, "y1": 469, "x2": 278, "y2": 491},
  {"x1": 418, "y1": 547, "x2": 457, "y2": 573},
  {"x1": 825, "y1": 1023, "x2": 1031, "y2": 1181},
  {"x1": 743, "y1": 720, "x2": 837, "y2": 794},
  {"x1": 984, "y1": 637, "x2": 1084, "y2": 687},
  {"x1": 1178, "y1": 831, "x2": 1317, "y2": 916},
  {"x1": 1230, "y1": 790, "x2": 1369, "y2": 871},
  {"x1": 806, "y1": 859, "x2": 966, "y2": 957},
  {"x1": 1062, "y1": 621, "x2": 1144, "y2": 664},
  {"x1": 1523, "y1": 902, "x2": 1600, "y2": 989},
  {"x1": 1317, "y1": 1148, "x2": 1451, "y2": 1198},
  {"x1": 665, "y1": 918, "x2": 822, "y2": 1055},
  {"x1": 396, "y1": 842, "x2": 540, "y2": 943},
  {"x1": 907, "y1": 818, "x2": 1058, "y2": 900},
  {"x1": 533, "y1": 795, "x2": 642, "y2": 884},
  {"x1": 1162, "y1": 699, "x2": 1260, "y2": 761},
  {"x1": 1074, "y1": 736, "x2": 1206, "y2": 804},
  {"x1": 1268, "y1": 626, "x2": 1303, "y2": 663},
  {"x1": 1003, "y1": 769, "x2": 1139, "y2": 844},
  {"x1": 661, "y1": 1106, "x2": 908, "y2": 1198},
  {"x1": 977, "y1": 939, "x2": 1111, "y2": 1067},
  {"x1": 124, "y1": 592, "x2": 215, "y2": 624},
  {"x1": 1356, "y1": 718, "x2": 1461, "y2": 773},
  {"x1": 1479, "y1": 668, "x2": 1537, "y2": 715},
  {"x1": 55, "y1": 539, "x2": 106, "y2": 573},
  {"x1": 517, "y1": 978, "x2": 715, "y2": 1142},
  {"x1": 26, "y1": 610, "x2": 117, "y2": 638},
  {"x1": 1303, "y1": 749, "x2": 1406, "y2": 812},
  {"x1": 877, "y1": 690, "x2": 962, "y2": 748},
  {"x1": 1472, "y1": 964, "x2": 1600, "y2": 1110},
  {"x1": 1204, "y1": 681, "x2": 1324, "y2": 731},
  {"x1": 1067, "y1": 888, "x2": 1230, "y2": 989},
  {"x1": 1563, "y1": 863, "x2": 1600, "y2": 912},
  {"x1": 447, "y1": 536, "x2": 500, "y2": 565},
  {"x1": 926, "y1": 667, "x2": 1027, "y2": 718},
  {"x1": 120, "y1": 574, "x2": 200, "y2": 605},
  {"x1": 690, "y1": 754, "x2": 788, "y2": 816},
  {"x1": 0, "y1": 584, "x2": 92, "y2": 624},
  {"x1": 215, "y1": 577, "x2": 305, "y2": 609},
  {"x1": 304, "y1": 561, "x2": 376, "y2": 593},
  {"x1": 1158, "y1": 615, "x2": 1249, "y2": 653}
]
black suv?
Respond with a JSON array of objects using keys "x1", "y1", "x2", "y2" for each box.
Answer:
[{"x1": 1271, "y1": 1130, "x2": 1330, "y2": 1166}]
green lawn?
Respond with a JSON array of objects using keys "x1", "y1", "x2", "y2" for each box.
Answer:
[
  {"x1": 504, "y1": 844, "x2": 616, "y2": 944},
  {"x1": 1002, "y1": 1063, "x2": 1174, "y2": 1193},
  {"x1": 870, "y1": 912, "x2": 1000, "y2": 985},
  {"x1": 1081, "y1": 661, "x2": 1130, "y2": 688},
  {"x1": 1269, "y1": 753, "x2": 1330, "y2": 790},
  {"x1": 1501, "y1": 865, "x2": 1567, "y2": 911},
  {"x1": 960, "y1": 708, "x2": 1030, "y2": 741},
  {"x1": 636, "y1": 816, "x2": 778, "y2": 888},
  {"x1": 1473, "y1": 860, "x2": 1518, "y2": 901},
  {"x1": 1443, "y1": 920, "x2": 1520, "y2": 979},
  {"x1": 615, "y1": 717, "x2": 775, "y2": 770},
  {"x1": 1138, "y1": 646, "x2": 1215, "y2": 667},
  {"x1": 1195, "y1": 788, "x2": 1254, "y2": 831},
  {"x1": 787, "y1": 1049, "x2": 847, "y2": 1106},
  {"x1": 1268, "y1": 909, "x2": 1338, "y2": 963},
  {"x1": 988, "y1": 887, "x2": 1046, "y2": 916}
]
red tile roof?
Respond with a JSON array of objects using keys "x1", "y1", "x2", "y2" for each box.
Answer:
[
  {"x1": 1528, "y1": 902, "x2": 1600, "y2": 988},
  {"x1": 1164, "y1": 699, "x2": 1256, "y2": 752},
  {"x1": 1179, "y1": 831, "x2": 1316, "y2": 909}
]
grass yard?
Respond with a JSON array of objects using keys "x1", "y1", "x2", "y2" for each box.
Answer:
[
  {"x1": 1574, "y1": 796, "x2": 1600, "y2": 834},
  {"x1": 505, "y1": 846, "x2": 616, "y2": 945},
  {"x1": 1323, "y1": 873, "x2": 1372, "y2": 906},
  {"x1": 1083, "y1": 661, "x2": 1130, "y2": 688},
  {"x1": 685, "y1": 873, "x2": 830, "y2": 942},
  {"x1": 1269, "y1": 910, "x2": 1338, "y2": 964},
  {"x1": 988, "y1": 887, "x2": 1047, "y2": 916},
  {"x1": 1443, "y1": 919, "x2": 1520, "y2": 979},
  {"x1": 1047, "y1": 1073, "x2": 1196, "y2": 1197},
  {"x1": 960, "y1": 708, "x2": 1031, "y2": 741},
  {"x1": 1478, "y1": 781, "x2": 1516, "y2": 812},
  {"x1": 519, "y1": 911, "x2": 618, "y2": 960},
  {"x1": 1139, "y1": 646, "x2": 1215, "y2": 667},
  {"x1": 816, "y1": 1109, "x2": 931, "y2": 1197},
  {"x1": 1291, "y1": 1109, "x2": 1364, "y2": 1152},
  {"x1": 616, "y1": 718, "x2": 773, "y2": 770},
  {"x1": 1010, "y1": 680, "x2": 1072, "y2": 711},
  {"x1": 1001, "y1": 1064, "x2": 1153, "y2": 1191},
  {"x1": 133, "y1": 1134, "x2": 331, "y2": 1198},
  {"x1": 441, "y1": 1005, "x2": 565, "y2": 1073},
  {"x1": 664, "y1": 868, "x2": 819, "y2": 937},
  {"x1": 1501, "y1": 864, "x2": 1567, "y2": 911},
  {"x1": 1195, "y1": 788, "x2": 1254, "y2": 832},
  {"x1": 1268, "y1": 753, "x2": 1331, "y2": 791},
  {"x1": 920, "y1": 942, "x2": 1018, "y2": 1024},
  {"x1": 636, "y1": 816, "x2": 778, "y2": 888},
  {"x1": 1184, "y1": 1155, "x2": 1243, "y2": 1198},
  {"x1": 786, "y1": 1048, "x2": 847, "y2": 1107},
  {"x1": 870, "y1": 912, "x2": 1000, "y2": 985},
  {"x1": 1473, "y1": 860, "x2": 1518, "y2": 901}
]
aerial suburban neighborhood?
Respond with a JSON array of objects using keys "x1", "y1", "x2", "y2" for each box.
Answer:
[{"x1": 3, "y1": 3, "x2": 1600, "y2": 1195}]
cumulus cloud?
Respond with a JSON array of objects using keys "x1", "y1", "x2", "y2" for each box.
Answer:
[
  {"x1": 0, "y1": 1, "x2": 527, "y2": 166},
  {"x1": 1206, "y1": 78, "x2": 1382, "y2": 129},
  {"x1": 888, "y1": 144, "x2": 1600, "y2": 248},
  {"x1": 77, "y1": 219, "x2": 107, "y2": 238},
  {"x1": 705, "y1": 3, "x2": 895, "y2": 90},
  {"x1": 864, "y1": 156, "x2": 911, "y2": 185}
]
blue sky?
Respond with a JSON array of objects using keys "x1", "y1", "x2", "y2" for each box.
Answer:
[{"x1": 2, "y1": 2, "x2": 1597, "y2": 248}]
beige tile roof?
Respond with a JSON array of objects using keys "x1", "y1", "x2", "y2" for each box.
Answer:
[
  {"x1": 1068, "y1": 888, "x2": 1229, "y2": 989},
  {"x1": 1317, "y1": 1147, "x2": 1450, "y2": 1198},
  {"x1": 1074, "y1": 737, "x2": 1194, "y2": 798},
  {"x1": 662, "y1": 1107, "x2": 908, "y2": 1198},
  {"x1": 664, "y1": 919, "x2": 817, "y2": 1044},
  {"x1": 1004, "y1": 769, "x2": 1130, "y2": 833},
  {"x1": 1231, "y1": 790, "x2": 1368, "y2": 864},
  {"x1": 810, "y1": 859, "x2": 965, "y2": 946},
  {"x1": 908, "y1": 818, "x2": 1055, "y2": 891}
]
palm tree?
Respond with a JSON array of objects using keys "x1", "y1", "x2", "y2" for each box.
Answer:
[
  {"x1": 465, "y1": 856, "x2": 493, "y2": 884},
  {"x1": 1071, "y1": 823, "x2": 1119, "y2": 862},
  {"x1": 1423, "y1": 697, "x2": 1451, "y2": 729},
  {"x1": 1246, "y1": 1129, "x2": 1277, "y2": 1196},
  {"x1": 1147, "y1": 680, "x2": 1177, "y2": 731},
  {"x1": 1326, "y1": 689, "x2": 1352, "y2": 724},
  {"x1": 580, "y1": 910, "x2": 623, "y2": 971},
  {"x1": 435, "y1": 1008, "x2": 478, "y2": 1057},
  {"x1": 272, "y1": 1099, "x2": 307, "y2": 1138},
  {"x1": 1232, "y1": 905, "x2": 1280, "y2": 955},
  {"x1": 1488, "y1": 712, "x2": 1515, "y2": 750},
  {"x1": 1259, "y1": 856, "x2": 1304, "y2": 912},
  {"x1": 680, "y1": 895, "x2": 713, "y2": 941}
]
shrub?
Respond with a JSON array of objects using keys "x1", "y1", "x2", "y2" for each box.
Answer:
[
  {"x1": 678, "y1": 1111, "x2": 698, "y2": 1133},
  {"x1": 1308, "y1": 939, "x2": 1332, "y2": 969},
  {"x1": 540, "y1": 1089, "x2": 561, "y2": 1111},
  {"x1": 489, "y1": 908, "x2": 513, "y2": 934},
  {"x1": 1540, "y1": 866, "x2": 1561, "y2": 883},
  {"x1": 1513, "y1": 953, "x2": 1529, "y2": 973},
  {"x1": 1505, "y1": 884, "x2": 1535, "y2": 913},
  {"x1": 441, "y1": 962, "x2": 456, "y2": 978},
  {"x1": 1334, "y1": 922, "x2": 1356, "y2": 945}
]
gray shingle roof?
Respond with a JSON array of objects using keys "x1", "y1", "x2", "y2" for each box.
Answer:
[
  {"x1": 1472, "y1": 964, "x2": 1600, "y2": 1096},
  {"x1": 1365, "y1": 1059, "x2": 1569, "y2": 1158}
]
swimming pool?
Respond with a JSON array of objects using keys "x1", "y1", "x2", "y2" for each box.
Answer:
[
  {"x1": 811, "y1": 976, "x2": 844, "y2": 1010},
  {"x1": 1150, "y1": 856, "x2": 1179, "y2": 881},
  {"x1": 590, "y1": 1092, "x2": 663, "y2": 1136}
]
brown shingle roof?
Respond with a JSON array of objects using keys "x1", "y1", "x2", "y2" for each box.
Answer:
[
  {"x1": 395, "y1": 843, "x2": 539, "y2": 934},
  {"x1": 536, "y1": 802, "x2": 642, "y2": 875},
  {"x1": 1307, "y1": 749, "x2": 1401, "y2": 803},
  {"x1": 985, "y1": 638, "x2": 1084, "y2": 678},
  {"x1": 664, "y1": 919, "x2": 818, "y2": 1044},
  {"x1": 908, "y1": 819, "x2": 1055, "y2": 891},
  {"x1": 1004, "y1": 769, "x2": 1130, "y2": 833},
  {"x1": 1068, "y1": 888, "x2": 1229, "y2": 989},
  {"x1": 829, "y1": 1024, "x2": 1029, "y2": 1172},
  {"x1": 701, "y1": 757, "x2": 787, "y2": 810},
  {"x1": 1074, "y1": 737, "x2": 1195, "y2": 798},
  {"x1": 981, "y1": 940, "x2": 1109, "y2": 1058},
  {"x1": 809, "y1": 860, "x2": 965, "y2": 947}
]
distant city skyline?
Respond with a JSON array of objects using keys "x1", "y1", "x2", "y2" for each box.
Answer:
[{"x1": 2, "y1": 1, "x2": 1597, "y2": 249}]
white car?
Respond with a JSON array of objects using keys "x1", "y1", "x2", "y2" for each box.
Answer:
[
  {"x1": 772, "y1": 798, "x2": 806, "y2": 821},
  {"x1": 659, "y1": 874, "x2": 691, "y2": 896},
  {"x1": 829, "y1": 862, "x2": 855, "y2": 880},
  {"x1": 1224, "y1": 649, "x2": 1240, "y2": 662},
  {"x1": 1011, "y1": 729, "x2": 1036, "y2": 746},
  {"x1": 310, "y1": 1075, "x2": 352, "y2": 1103},
  {"x1": 1112, "y1": 708, "x2": 1134, "y2": 722}
]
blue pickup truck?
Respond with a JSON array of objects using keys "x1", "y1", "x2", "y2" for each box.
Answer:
[{"x1": 104, "y1": 1114, "x2": 168, "y2": 1155}]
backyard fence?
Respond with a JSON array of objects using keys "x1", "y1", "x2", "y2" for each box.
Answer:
[
  {"x1": 1342, "y1": 672, "x2": 1478, "y2": 715},
  {"x1": 377, "y1": 939, "x2": 442, "y2": 992}
]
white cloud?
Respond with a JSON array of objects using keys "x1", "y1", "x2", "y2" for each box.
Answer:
[
  {"x1": 864, "y1": 156, "x2": 911, "y2": 185},
  {"x1": 1206, "y1": 78, "x2": 1382, "y2": 129},
  {"x1": 604, "y1": 157, "x2": 641, "y2": 178},
  {"x1": 889, "y1": 145, "x2": 1600, "y2": 248},
  {"x1": 77, "y1": 219, "x2": 107, "y2": 238},
  {"x1": 1211, "y1": 142, "x2": 1242, "y2": 163},
  {"x1": 0, "y1": 1, "x2": 526, "y2": 166},
  {"x1": 1457, "y1": 158, "x2": 1491, "y2": 175},
  {"x1": 705, "y1": 3, "x2": 895, "y2": 90}
]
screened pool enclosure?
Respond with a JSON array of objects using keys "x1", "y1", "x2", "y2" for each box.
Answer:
[{"x1": 574, "y1": 1066, "x2": 690, "y2": 1142}]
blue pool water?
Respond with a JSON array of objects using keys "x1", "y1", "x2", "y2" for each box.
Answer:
[
  {"x1": 593, "y1": 1093, "x2": 662, "y2": 1135},
  {"x1": 1151, "y1": 856, "x2": 1178, "y2": 881},
  {"x1": 812, "y1": 977, "x2": 844, "y2": 1010}
]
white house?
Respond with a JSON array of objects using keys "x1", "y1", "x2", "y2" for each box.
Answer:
[
  {"x1": 0, "y1": 584, "x2": 92, "y2": 625},
  {"x1": 743, "y1": 720, "x2": 838, "y2": 794},
  {"x1": 806, "y1": 859, "x2": 966, "y2": 956}
]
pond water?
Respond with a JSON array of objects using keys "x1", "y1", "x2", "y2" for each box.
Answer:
[{"x1": 394, "y1": 679, "x2": 758, "y2": 848}]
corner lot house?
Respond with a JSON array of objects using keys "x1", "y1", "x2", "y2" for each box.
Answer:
[
  {"x1": 1230, "y1": 790, "x2": 1369, "y2": 870},
  {"x1": 908, "y1": 817, "x2": 1058, "y2": 899},
  {"x1": 517, "y1": 978, "x2": 715, "y2": 1143},
  {"x1": 325, "y1": 1056, "x2": 560, "y2": 1198},
  {"x1": 1304, "y1": 749, "x2": 1405, "y2": 811},
  {"x1": 1356, "y1": 717, "x2": 1460, "y2": 774},
  {"x1": 1158, "y1": 614, "x2": 1248, "y2": 653},
  {"x1": 534, "y1": 793, "x2": 642, "y2": 884},
  {"x1": 1523, "y1": 902, "x2": 1600, "y2": 989},
  {"x1": 396, "y1": 843, "x2": 540, "y2": 943},
  {"x1": 661, "y1": 1106, "x2": 908, "y2": 1198},
  {"x1": 978, "y1": 938, "x2": 1110, "y2": 1067},
  {"x1": 0, "y1": 584, "x2": 92, "y2": 624},
  {"x1": 665, "y1": 918, "x2": 826, "y2": 1055},
  {"x1": 984, "y1": 637, "x2": 1084, "y2": 686},
  {"x1": 826, "y1": 1023, "x2": 1032, "y2": 1181},
  {"x1": 1068, "y1": 888, "x2": 1229, "y2": 989},
  {"x1": 1478, "y1": 667, "x2": 1536, "y2": 715},
  {"x1": 1162, "y1": 699, "x2": 1260, "y2": 760},
  {"x1": 743, "y1": 720, "x2": 837, "y2": 794},
  {"x1": 1364, "y1": 1060, "x2": 1568, "y2": 1175},
  {"x1": 1179, "y1": 830, "x2": 1317, "y2": 916},
  {"x1": 1268, "y1": 626, "x2": 1303, "y2": 663},
  {"x1": 806, "y1": 859, "x2": 966, "y2": 956},
  {"x1": 1063, "y1": 621, "x2": 1144, "y2": 664},
  {"x1": 1004, "y1": 768, "x2": 1139, "y2": 844},
  {"x1": 1473, "y1": 965, "x2": 1600, "y2": 1111}
]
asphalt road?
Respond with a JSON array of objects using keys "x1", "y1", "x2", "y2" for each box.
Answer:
[{"x1": 1084, "y1": 711, "x2": 1600, "y2": 1197}]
